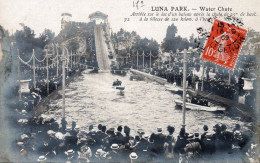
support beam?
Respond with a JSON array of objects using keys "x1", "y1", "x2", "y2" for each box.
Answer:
[
  {"x1": 17, "y1": 48, "x2": 21, "y2": 101},
  {"x1": 46, "y1": 51, "x2": 49, "y2": 95},
  {"x1": 201, "y1": 60, "x2": 205, "y2": 91},
  {"x1": 137, "y1": 51, "x2": 139, "y2": 70},
  {"x1": 62, "y1": 48, "x2": 66, "y2": 118},
  {"x1": 143, "y1": 51, "x2": 144, "y2": 69},
  {"x1": 182, "y1": 49, "x2": 187, "y2": 129},
  {"x1": 33, "y1": 49, "x2": 36, "y2": 88},
  {"x1": 150, "y1": 51, "x2": 152, "y2": 70}
]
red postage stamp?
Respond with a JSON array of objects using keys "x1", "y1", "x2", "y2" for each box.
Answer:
[{"x1": 201, "y1": 19, "x2": 247, "y2": 69}]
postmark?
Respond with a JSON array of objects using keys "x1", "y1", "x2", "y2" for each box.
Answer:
[{"x1": 201, "y1": 19, "x2": 247, "y2": 69}]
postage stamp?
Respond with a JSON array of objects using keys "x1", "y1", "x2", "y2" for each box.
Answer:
[{"x1": 201, "y1": 19, "x2": 247, "y2": 69}]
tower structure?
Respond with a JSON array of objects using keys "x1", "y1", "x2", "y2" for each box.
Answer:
[{"x1": 61, "y1": 13, "x2": 72, "y2": 30}]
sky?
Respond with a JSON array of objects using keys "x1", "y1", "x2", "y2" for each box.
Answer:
[{"x1": 0, "y1": 0, "x2": 259, "y2": 43}]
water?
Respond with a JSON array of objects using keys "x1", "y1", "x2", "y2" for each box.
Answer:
[{"x1": 44, "y1": 71, "x2": 247, "y2": 137}]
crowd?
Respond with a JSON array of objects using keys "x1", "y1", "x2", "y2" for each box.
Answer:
[
  {"x1": 12, "y1": 51, "x2": 258, "y2": 162},
  {"x1": 150, "y1": 63, "x2": 256, "y2": 108},
  {"x1": 15, "y1": 114, "x2": 258, "y2": 162}
]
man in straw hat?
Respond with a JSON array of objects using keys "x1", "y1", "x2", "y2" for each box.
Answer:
[
  {"x1": 78, "y1": 145, "x2": 92, "y2": 162},
  {"x1": 174, "y1": 127, "x2": 189, "y2": 161},
  {"x1": 129, "y1": 152, "x2": 138, "y2": 163},
  {"x1": 65, "y1": 149, "x2": 78, "y2": 162},
  {"x1": 151, "y1": 127, "x2": 166, "y2": 154},
  {"x1": 37, "y1": 155, "x2": 47, "y2": 162}
]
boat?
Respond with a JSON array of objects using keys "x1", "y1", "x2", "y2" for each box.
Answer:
[
  {"x1": 130, "y1": 74, "x2": 144, "y2": 81},
  {"x1": 174, "y1": 99, "x2": 226, "y2": 112},
  {"x1": 82, "y1": 69, "x2": 95, "y2": 74},
  {"x1": 89, "y1": 67, "x2": 99, "y2": 73},
  {"x1": 113, "y1": 80, "x2": 122, "y2": 86},
  {"x1": 165, "y1": 83, "x2": 183, "y2": 95},
  {"x1": 116, "y1": 86, "x2": 125, "y2": 91},
  {"x1": 111, "y1": 69, "x2": 127, "y2": 76}
]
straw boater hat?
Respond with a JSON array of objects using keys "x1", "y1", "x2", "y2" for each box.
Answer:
[
  {"x1": 37, "y1": 155, "x2": 47, "y2": 162},
  {"x1": 129, "y1": 152, "x2": 138, "y2": 160},
  {"x1": 189, "y1": 133, "x2": 194, "y2": 138},
  {"x1": 137, "y1": 129, "x2": 145, "y2": 135},
  {"x1": 111, "y1": 143, "x2": 119, "y2": 150},
  {"x1": 47, "y1": 130, "x2": 56, "y2": 136},
  {"x1": 55, "y1": 132, "x2": 64, "y2": 140},
  {"x1": 234, "y1": 130, "x2": 242, "y2": 136},
  {"x1": 74, "y1": 125, "x2": 80, "y2": 131},
  {"x1": 66, "y1": 126, "x2": 72, "y2": 132},
  {"x1": 95, "y1": 149, "x2": 102, "y2": 155},
  {"x1": 21, "y1": 134, "x2": 29, "y2": 140},
  {"x1": 194, "y1": 133, "x2": 199, "y2": 138},
  {"x1": 65, "y1": 149, "x2": 75, "y2": 155},
  {"x1": 18, "y1": 119, "x2": 28, "y2": 124},
  {"x1": 21, "y1": 110, "x2": 27, "y2": 115},
  {"x1": 143, "y1": 134, "x2": 149, "y2": 140},
  {"x1": 157, "y1": 127, "x2": 162, "y2": 133},
  {"x1": 79, "y1": 137, "x2": 88, "y2": 143},
  {"x1": 95, "y1": 148, "x2": 106, "y2": 157},
  {"x1": 17, "y1": 142, "x2": 24, "y2": 146},
  {"x1": 206, "y1": 133, "x2": 212, "y2": 140}
]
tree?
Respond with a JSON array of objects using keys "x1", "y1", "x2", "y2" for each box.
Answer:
[
  {"x1": 14, "y1": 25, "x2": 56, "y2": 60},
  {"x1": 165, "y1": 24, "x2": 178, "y2": 40},
  {"x1": 161, "y1": 23, "x2": 195, "y2": 53},
  {"x1": 38, "y1": 29, "x2": 55, "y2": 48},
  {"x1": 189, "y1": 33, "x2": 197, "y2": 48}
]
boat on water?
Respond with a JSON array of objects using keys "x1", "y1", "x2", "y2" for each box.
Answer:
[
  {"x1": 89, "y1": 68, "x2": 99, "y2": 73},
  {"x1": 174, "y1": 99, "x2": 226, "y2": 112},
  {"x1": 112, "y1": 79, "x2": 126, "y2": 91},
  {"x1": 130, "y1": 74, "x2": 145, "y2": 81},
  {"x1": 165, "y1": 83, "x2": 183, "y2": 95},
  {"x1": 82, "y1": 69, "x2": 97, "y2": 74},
  {"x1": 113, "y1": 80, "x2": 122, "y2": 86},
  {"x1": 116, "y1": 86, "x2": 125, "y2": 90}
]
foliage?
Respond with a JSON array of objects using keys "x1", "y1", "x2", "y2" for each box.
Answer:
[
  {"x1": 161, "y1": 23, "x2": 196, "y2": 53},
  {"x1": 14, "y1": 25, "x2": 55, "y2": 60}
]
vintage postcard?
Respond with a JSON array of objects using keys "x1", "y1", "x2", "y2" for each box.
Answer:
[{"x1": 0, "y1": 0, "x2": 259, "y2": 162}]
